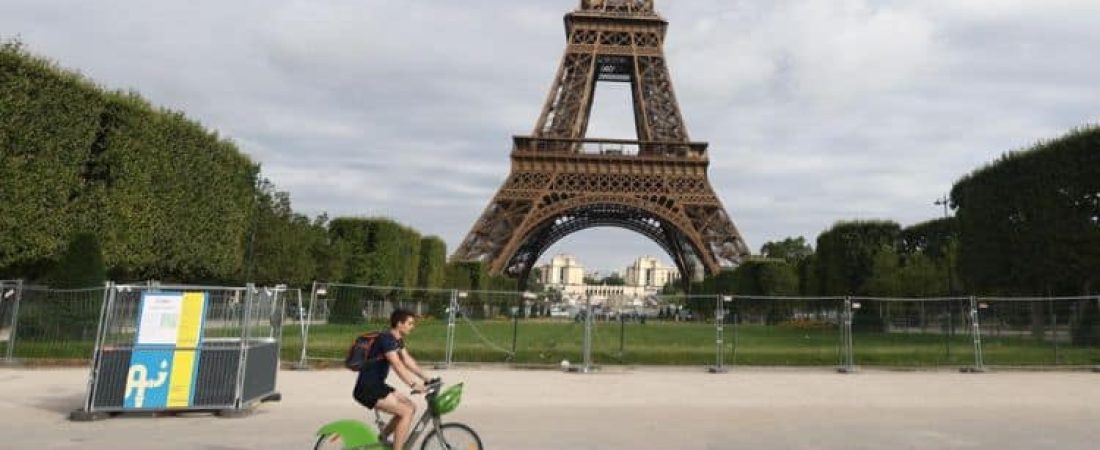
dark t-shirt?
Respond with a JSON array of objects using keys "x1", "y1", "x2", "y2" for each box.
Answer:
[{"x1": 356, "y1": 331, "x2": 404, "y2": 386}]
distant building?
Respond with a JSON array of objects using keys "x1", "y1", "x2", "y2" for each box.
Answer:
[
  {"x1": 540, "y1": 254, "x2": 585, "y2": 286},
  {"x1": 537, "y1": 254, "x2": 680, "y2": 308},
  {"x1": 624, "y1": 256, "x2": 680, "y2": 290}
]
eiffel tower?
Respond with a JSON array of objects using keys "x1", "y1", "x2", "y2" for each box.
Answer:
[{"x1": 452, "y1": 0, "x2": 751, "y2": 286}]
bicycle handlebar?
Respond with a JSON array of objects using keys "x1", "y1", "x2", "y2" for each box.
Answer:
[{"x1": 413, "y1": 377, "x2": 443, "y2": 395}]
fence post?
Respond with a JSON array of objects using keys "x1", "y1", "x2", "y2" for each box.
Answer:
[
  {"x1": 4, "y1": 280, "x2": 24, "y2": 364},
  {"x1": 1049, "y1": 298, "x2": 1060, "y2": 365},
  {"x1": 708, "y1": 294, "x2": 728, "y2": 373},
  {"x1": 731, "y1": 296, "x2": 739, "y2": 366},
  {"x1": 81, "y1": 282, "x2": 116, "y2": 416},
  {"x1": 293, "y1": 281, "x2": 318, "y2": 370},
  {"x1": 964, "y1": 295, "x2": 986, "y2": 373},
  {"x1": 618, "y1": 310, "x2": 625, "y2": 362},
  {"x1": 568, "y1": 293, "x2": 596, "y2": 373},
  {"x1": 838, "y1": 296, "x2": 856, "y2": 373},
  {"x1": 1093, "y1": 296, "x2": 1100, "y2": 373},
  {"x1": 233, "y1": 284, "x2": 256, "y2": 409},
  {"x1": 436, "y1": 289, "x2": 458, "y2": 370}
]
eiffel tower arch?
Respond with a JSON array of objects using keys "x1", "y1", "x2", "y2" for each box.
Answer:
[{"x1": 452, "y1": 0, "x2": 751, "y2": 287}]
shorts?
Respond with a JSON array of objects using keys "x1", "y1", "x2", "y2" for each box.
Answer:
[{"x1": 353, "y1": 382, "x2": 395, "y2": 409}]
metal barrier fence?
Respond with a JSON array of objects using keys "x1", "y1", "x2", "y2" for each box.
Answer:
[
  {"x1": 728, "y1": 296, "x2": 847, "y2": 369},
  {"x1": 1, "y1": 280, "x2": 24, "y2": 363},
  {"x1": 3, "y1": 282, "x2": 106, "y2": 362},
  {"x1": 847, "y1": 297, "x2": 978, "y2": 371},
  {"x1": 976, "y1": 296, "x2": 1100, "y2": 367},
  {"x1": 1, "y1": 279, "x2": 1097, "y2": 373},
  {"x1": 75, "y1": 282, "x2": 286, "y2": 418},
  {"x1": 288, "y1": 285, "x2": 1100, "y2": 372},
  {"x1": 296, "y1": 283, "x2": 530, "y2": 369}
]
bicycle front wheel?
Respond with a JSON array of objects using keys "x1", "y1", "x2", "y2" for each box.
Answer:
[
  {"x1": 420, "y1": 423, "x2": 483, "y2": 450},
  {"x1": 314, "y1": 433, "x2": 350, "y2": 450}
]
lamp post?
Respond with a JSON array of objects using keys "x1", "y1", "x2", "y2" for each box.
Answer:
[
  {"x1": 934, "y1": 194, "x2": 952, "y2": 294},
  {"x1": 934, "y1": 194, "x2": 955, "y2": 358}
]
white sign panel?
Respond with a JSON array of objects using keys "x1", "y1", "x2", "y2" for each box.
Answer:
[{"x1": 136, "y1": 293, "x2": 184, "y2": 345}]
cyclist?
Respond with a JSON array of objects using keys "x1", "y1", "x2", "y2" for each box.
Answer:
[{"x1": 352, "y1": 309, "x2": 432, "y2": 449}]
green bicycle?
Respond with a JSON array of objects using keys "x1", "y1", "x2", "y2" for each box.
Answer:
[{"x1": 314, "y1": 378, "x2": 483, "y2": 450}]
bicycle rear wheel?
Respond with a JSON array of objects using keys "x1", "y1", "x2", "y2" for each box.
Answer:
[{"x1": 419, "y1": 423, "x2": 483, "y2": 450}]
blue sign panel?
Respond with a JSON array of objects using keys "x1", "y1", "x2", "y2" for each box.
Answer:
[{"x1": 123, "y1": 349, "x2": 175, "y2": 409}]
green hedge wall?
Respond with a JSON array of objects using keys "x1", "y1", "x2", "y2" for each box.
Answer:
[
  {"x1": 1, "y1": 40, "x2": 256, "y2": 282},
  {"x1": 814, "y1": 221, "x2": 901, "y2": 296},
  {"x1": 952, "y1": 126, "x2": 1100, "y2": 295}
]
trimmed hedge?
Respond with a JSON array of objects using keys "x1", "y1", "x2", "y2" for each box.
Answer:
[
  {"x1": 952, "y1": 126, "x2": 1100, "y2": 296},
  {"x1": 1, "y1": 40, "x2": 256, "y2": 282}
]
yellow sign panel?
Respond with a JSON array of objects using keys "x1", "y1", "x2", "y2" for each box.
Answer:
[
  {"x1": 166, "y1": 350, "x2": 197, "y2": 408},
  {"x1": 176, "y1": 292, "x2": 206, "y2": 348}
]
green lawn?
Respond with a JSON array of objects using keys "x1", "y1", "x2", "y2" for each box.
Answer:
[
  {"x1": 4, "y1": 319, "x2": 1097, "y2": 367},
  {"x1": 281, "y1": 319, "x2": 1100, "y2": 367}
]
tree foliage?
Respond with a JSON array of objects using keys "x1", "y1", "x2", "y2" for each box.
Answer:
[
  {"x1": 814, "y1": 221, "x2": 901, "y2": 296},
  {"x1": 1, "y1": 40, "x2": 255, "y2": 283},
  {"x1": 760, "y1": 237, "x2": 813, "y2": 263},
  {"x1": 416, "y1": 236, "x2": 447, "y2": 290},
  {"x1": 952, "y1": 126, "x2": 1100, "y2": 296},
  {"x1": 35, "y1": 232, "x2": 106, "y2": 339}
]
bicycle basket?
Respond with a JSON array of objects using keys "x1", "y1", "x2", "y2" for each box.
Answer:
[{"x1": 430, "y1": 383, "x2": 464, "y2": 415}]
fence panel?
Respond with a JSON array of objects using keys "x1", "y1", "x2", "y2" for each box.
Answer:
[
  {"x1": 278, "y1": 288, "x2": 307, "y2": 367},
  {"x1": 293, "y1": 286, "x2": 1100, "y2": 369},
  {"x1": 729, "y1": 296, "x2": 846, "y2": 367},
  {"x1": 301, "y1": 284, "x2": 454, "y2": 367},
  {"x1": 616, "y1": 294, "x2": 722, "y2": 368},
  {"x1": 585, "y1": 297, "x2": 653, "y2": 367},
  {"x1": 977, "y1": 296, "x2": 1100, "y2": 367},
  {"x1": 8, "y1": 284, "x2": 105, "y2": 361},
  {"x1": 452, "y1": 290, "x2": 526, "y2": 364},
  {"x1": 81, "y1": 283, "x2": 285, "y2": 414},
  {"x1": 849, "y1": 297, "x2": 975, "y2": 368}
]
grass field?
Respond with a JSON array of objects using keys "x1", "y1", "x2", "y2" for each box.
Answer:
[
  {"x1": 281, "y1": 318, "x2": 1100, "y2": 367},
  {"x1": 3, "y1": 319, "x2": 1097, "y2": 367}
]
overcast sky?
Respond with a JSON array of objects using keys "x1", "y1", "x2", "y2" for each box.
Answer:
[{"x1": 3, "y1": 0, "x2": 1099, "y2": 274}]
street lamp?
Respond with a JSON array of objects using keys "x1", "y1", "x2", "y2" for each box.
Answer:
[
  {"x1": 933, "y1": 194, "x2": 952, "y2": 295},
  {"x1": 935, "y1": 194, "x2": 956, "y2": 357}
]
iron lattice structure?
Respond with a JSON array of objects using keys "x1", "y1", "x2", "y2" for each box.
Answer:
[{"x1": 452, "y1": 0, "x2": 751, "y2": 285}]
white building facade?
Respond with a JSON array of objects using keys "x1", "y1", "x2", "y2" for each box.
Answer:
[
  {"x1": 538, "y1": 254, "x2": 680, "y2": 308},
  {"x1": 624, "y1": 256, "x2": 680, "y2": 290}
]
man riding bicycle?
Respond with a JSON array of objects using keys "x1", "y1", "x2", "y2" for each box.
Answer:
[{"x1": 353, "y1": 309, "x2": 432, "y2": 449}]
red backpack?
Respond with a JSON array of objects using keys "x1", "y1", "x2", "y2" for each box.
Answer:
[{"x1": 344, "y1": 331, "x2": 386, "y2": 371}]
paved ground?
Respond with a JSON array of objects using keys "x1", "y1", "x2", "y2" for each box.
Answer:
[{"x1": 1, "y1": 365, "x2": 1098, "y2": 449}]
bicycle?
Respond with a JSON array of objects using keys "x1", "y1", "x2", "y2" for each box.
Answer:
[{"x1": 314, "y1": 378, "x2": 483, "y2": 450}]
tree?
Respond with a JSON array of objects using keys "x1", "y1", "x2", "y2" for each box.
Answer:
[
  {"x1": 599, "y1": 274, "x2": 626, "y2": 286},
  {"x1": 952, "y1": 126, "x2": 1100, "y2": 296},
  {"x1": 31, "y1": 233, "x2": 108, "y2": 339},
  {"x1": 48, "y1": 233, "x2": 107, "y2": 289},
  {"x1": 815, "y1": 221, "x2": 902, "y2": 296},
  {"x1": 1, "y1": 41, "x2": 256, "y2": 283},
  {"x1": 416, "y1": 236, "x2": 447, "y2": 290},
  {"x1": 863, "y1": 247, "x2": 902, "y2": 297},
  {"x1": 247, "y1": 180, "x2": 321, "y2": 287},
  {"x1": 761, "y1": 237, "x2": 813, "y2": 263}
]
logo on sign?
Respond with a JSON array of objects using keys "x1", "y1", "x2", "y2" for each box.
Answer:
[{"x1": 125, "y1": 357, "x2": 170, "y2": 408}]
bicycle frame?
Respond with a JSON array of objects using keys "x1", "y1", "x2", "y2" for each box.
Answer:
[
  {"x1": 317, "y1": 381, "x2": 450, "y2": 450},
  {"x1": 375, "y1": 402, "x2": 447, "y2": 450}
]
